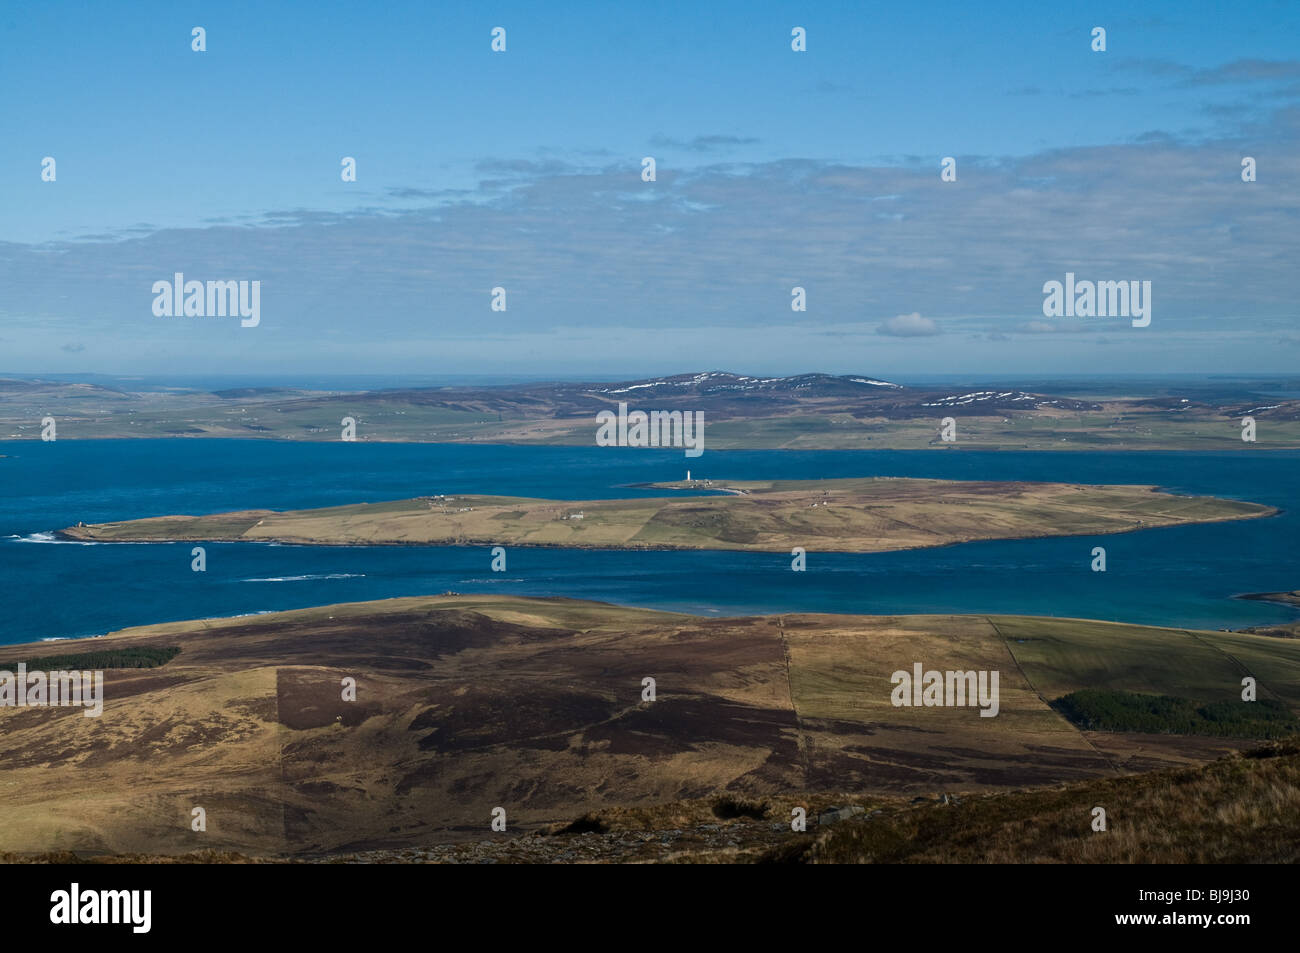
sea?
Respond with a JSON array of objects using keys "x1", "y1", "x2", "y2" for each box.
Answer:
[{"x1": 1, "y1": 440, "x2": 1297, "y2": 645}]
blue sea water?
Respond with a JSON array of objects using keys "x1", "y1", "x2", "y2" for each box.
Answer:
[{"x1": 0, "y1": 440, "x2": 1297, "y2": 645}]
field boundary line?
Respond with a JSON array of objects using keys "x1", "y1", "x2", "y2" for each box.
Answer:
[
  {"x1": 988, "y1": 616, "x2": 1123, "y2": 776},
  {"x1": 774, "y1": 616, "x2": 814, "y2": 786}
]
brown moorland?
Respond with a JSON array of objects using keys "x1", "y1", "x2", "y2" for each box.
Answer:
[{"x1": 2, "y1": 595, "x2": 1296, "y2": 859}]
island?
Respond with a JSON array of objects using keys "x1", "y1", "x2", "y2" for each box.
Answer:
[
  {"x1": 56, "y1": 477, "x2": 1275, "y2": 553},
  {"x1": 1239, "y1": 590, "x2": 1300, "y2": 608}
]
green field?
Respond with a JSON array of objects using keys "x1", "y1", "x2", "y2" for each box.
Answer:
[{"x1": 992, "y1": 615, "x2": 1300, "y2": 709}]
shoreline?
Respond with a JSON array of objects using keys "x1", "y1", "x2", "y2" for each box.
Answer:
[
  {"x1": 1237, "y1": 590, "x2": 1300, "y2": 608},
  {"x1": 3, "y1": 593, "x2": 1292, "y2": 655},
  {"x1": 6, "y1": 434, "x2": 1300, "y2": 452}
]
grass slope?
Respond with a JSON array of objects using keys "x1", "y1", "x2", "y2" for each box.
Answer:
[{"x1": 1, "y1": 596, "x2": 1297, "y2": 858}]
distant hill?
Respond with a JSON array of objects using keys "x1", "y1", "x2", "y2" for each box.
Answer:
[
  {"x1": 328, "y1": 370, "x2": 1102, "y2": 419},
  {"x1": 210, "y1": 387, "x2": 307, "y2": 399},
  {"x1": 3, "y1": 370, "x2": 1298, "y2": 449}
]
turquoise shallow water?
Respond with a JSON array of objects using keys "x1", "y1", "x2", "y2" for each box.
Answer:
[{"x1": 1, "y1": 440, "x2": 1296, "y2": 644}]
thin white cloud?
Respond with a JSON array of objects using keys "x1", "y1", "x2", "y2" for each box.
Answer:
[{"x1": 2, "y1": 109, "x2": 1297, "y2": 374}]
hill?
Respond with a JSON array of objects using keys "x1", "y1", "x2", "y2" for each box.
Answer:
[
  {"x1": 2, "y1": 595, "x2": 1297, "y2": 859},
  {"x1": 5, "y1": 371, "x2": 1300, "y2": 449}
]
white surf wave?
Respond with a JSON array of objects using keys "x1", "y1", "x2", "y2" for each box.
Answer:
[
  {"x1": 241, "y1": 573, "x2": 366, "y2": 583},
  {"x1": 8, "y1": 532, "x2": 146, "y2": 546}
]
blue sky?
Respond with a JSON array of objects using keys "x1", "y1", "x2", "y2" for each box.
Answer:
[{"x1": 1, "y1": 0, "x2": 1298, "y2": 379}]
